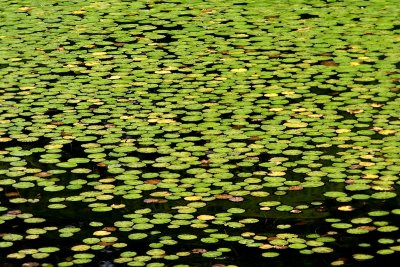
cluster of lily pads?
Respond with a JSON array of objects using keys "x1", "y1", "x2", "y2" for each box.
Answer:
[{"x1": 1, "y1": 0, "x2": 400, "y2": 266}]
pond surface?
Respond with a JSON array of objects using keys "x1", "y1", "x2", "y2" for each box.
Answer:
[{"x1": 1, "y1": 0, "x2": 400, "y2": 266}]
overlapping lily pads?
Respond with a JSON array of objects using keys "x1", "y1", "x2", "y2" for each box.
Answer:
[{"x1": 1, "y1": 0, "x2": 400, "y2": 266}]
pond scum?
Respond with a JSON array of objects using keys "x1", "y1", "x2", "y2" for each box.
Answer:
[{"x1": 0, "y1": 0, "x2": 400, "y2": 266}]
